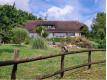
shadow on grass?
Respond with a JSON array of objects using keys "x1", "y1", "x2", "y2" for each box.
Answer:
[
  {"x1": 0, "y1": 48, "x2": 14, "y2": 55},
  {"x1": 11, "y1": 44, "x2": 26, "y2": 48}
]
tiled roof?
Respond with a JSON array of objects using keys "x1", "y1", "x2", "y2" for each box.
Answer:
[{"x1": 23, "y1": 20, "x2": 84, "y2": 33}]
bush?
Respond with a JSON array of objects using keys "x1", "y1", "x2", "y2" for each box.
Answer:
[
  {"x1": 24, "y1": 37, "x2": 30, "y2": 45},
  {"x1": 76, "y1": 37, "x2": 92, "y2": 48},
  {"x1": 12, "y1": 27, "x2": 29, "y2": 44},
  {"x1": 89, "y1": 38, "x2": 106, "y2": 49},
  {"x1": 65, "y1": 36, "x2": 93, "y2": 48},
  {"x1": 32, "y1": 36, "x2": 48, "y2": 49},
  {"x1": 0, "y1": 35, "x2": 2, "y2": 45},
  {"x1": 97, "y1": 39, "x2": 106, "y2": 48},
  {"x1": 89, "y1": 41, "x2": 99, "y2": 48},
  {"x1": 36, "y1": 26, "x2": 49, "y2": 38},
  {"x1": 49, "y1": 37, "x2": 65, "y2": 42},
  {"x1": 0, "y1": 31, "x2": 13, "y2": 43}
]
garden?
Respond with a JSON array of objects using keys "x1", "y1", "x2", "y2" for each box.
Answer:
[{"x1": 0, "y1": 5, "x2": 106, "y2": 79}]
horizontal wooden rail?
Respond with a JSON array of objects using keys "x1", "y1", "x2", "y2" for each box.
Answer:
[
  {"x1": 0, "y1": 49, "x2": 106, "y2": 80},
  {"x1": 0, "y1": 49, "x2": 105, "y2": 67},
  {"x1": 36, "y1": 60, "x2": 106, "y2": 79}
]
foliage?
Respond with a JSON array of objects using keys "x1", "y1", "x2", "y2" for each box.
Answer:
[
  {"x1": 24, "y1": 37, "x2": 30, "y2": 45},
  {"x1": 90, "y1": 12, "x2": 106, "y2": 48},
  {"x1": 97, "y1": 38, "x2": 106, "y2": 48},
  {"x1": 80, "y1": 24, "x2": 90, "y2": 37},
  {"x1": 91, "y1": 12, "x2": 106, "y2": 39},
  {"x1": 0, "y1": 4, "x2": 42, "y2": 43},
  {"x1": 89, "y1": 41, "x2": 99, "y2": 48},
  {"x1": 0, "y1": 34, "x2": 2, "y2": 45},
  {"x1": 49, "y1": 37, "x2": 65, "y2": 42},
  {"x1": 0, "y1": 5, "x2": 38, "y2": 31},
  {"x1": 12, "y1": 28, "x2": 29, "y2": 44},
  {"x1": 32, "y1": 36, "x2": 48, "y2": 49},
  {"x1": 36, "y1": 26, "x2": 49, "y2": 38},
  {"x1": 0, "y1": 31, "x2": 13, "y2": 43},
  {"x1": 65, "y1": 36, "x2": 93, "y2": 48},
  {"x1": 50, "y1": 37, "x2": 93, "y2": 48}
]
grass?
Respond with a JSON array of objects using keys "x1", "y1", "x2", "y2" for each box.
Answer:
[{"x1": 0, "y1": 44, "x2": 106, "y2": 80}]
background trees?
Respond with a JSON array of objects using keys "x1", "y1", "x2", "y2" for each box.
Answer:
[
  {"x1": 0, "y1": 4, "x2": 42, "y2": 43},
  {"x1": 0, "y1": 5, "x2": 37, "y2": 31},
  {"x1": 0, "y1": 4, "x2": 105, "y2": 49},
  {"x1": 90, "y1": 12, "x2": 106, "y2": 48},
  {"x1": 91, "y1": 12, "x2": 106, "y2": 39},
  {"x1": 80, "y1": 24, "x2": 90, "y2": 37}
]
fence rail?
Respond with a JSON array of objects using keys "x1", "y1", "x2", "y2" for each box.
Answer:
[
  {"x1": 0, "y1": 48, "x2": 106, "y2": 80},
  {"x1": 37, "y1": 60, "x2": 105, "y2": 79}
]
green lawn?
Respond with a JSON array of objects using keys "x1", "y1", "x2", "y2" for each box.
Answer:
[{"x1": 0, "y1": 44, "x2": 106, "y2": 80}]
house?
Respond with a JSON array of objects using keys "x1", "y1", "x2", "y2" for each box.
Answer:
[{"x1": 23, "y1": 20, "x2": 85, "y2": 38}]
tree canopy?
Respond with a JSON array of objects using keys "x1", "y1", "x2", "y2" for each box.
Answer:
[
  {"x1": 91, "y1": 12, "x2": 106, "y2": 40},
  {"x1": 0, "y1": 4, "x2": 42, "y2": 43},
  {"x1": 0, "y1": 4, "x2": 41, "y2": 31},
  {"x1": 90, "y1": 12, "x2": 106, "y2": 48},
  {"x1": 80, "y1": 24, "x2": 90, "y2": 37}
]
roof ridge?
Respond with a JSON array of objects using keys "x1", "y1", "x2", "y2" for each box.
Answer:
[{"x1": 26, "y1": 20, "x2": 81, "y2": 23}]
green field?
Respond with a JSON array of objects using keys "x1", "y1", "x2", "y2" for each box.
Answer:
[{"x1": 0, "y1": 44, "x2": 106, "y2": 80}]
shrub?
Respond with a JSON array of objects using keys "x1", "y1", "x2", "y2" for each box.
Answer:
[
  {"x1": 65, "y1": 36, "x2": 93, "y2": 48},
  {"x1": 76, "y1": 37, "x2": 92, "y2": 48},
  {"x1": 24, "y1": 37, "x2": 30, "y2": 45},
  {"x1": 49, "y1": 37, "x2": 65, "y2": 42},
  {"x1": 32, "y1": 36, "x2": 48, "y2": 49},
  {"x1": 36, "y1": 26, "x2": 49, "y2": 38},
  {"x1": 12, "y1": 27, "x2": 29, "y2": 44},
  {"x1": 0, "y1": 31, "x2": 12, "y2": 43},
  {"x1": 97, "y1": 39, "x2": 106, "y2": 48},
  {"x1": 89, "y1": 41, "x2": 99, "y2": 48},
  {"x1": 0, "y1": 35, "x2": 2, "y2": 45},
  {"x1": 89, "y1": 38, "x2": 106, "y2": 49}
]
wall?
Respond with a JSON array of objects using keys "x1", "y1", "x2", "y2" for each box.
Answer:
[
  {"x1": 75, "y1": 32, "x2": 81, "y2": 36},
  {"x1": 29, "y1": 32, "x2": 81, "y2": 38}
]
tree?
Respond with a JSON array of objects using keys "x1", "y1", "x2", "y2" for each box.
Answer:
[
  {"x1": 90, "y1": 12, "x2": 106, "y2": 48},
  {"x1": 91, "y1": 12, "x2": 106, "y2": 39},
  {"x1": 0, "y1": 4, "x2": 42, "y2": 43},
  {"x1": 12, "y1": 28, "x2": 29, "y2": 44},
  {"x1": 36, "y1": 26, "x2": 49, "y2": 38},
  {"x1": 80, "y1": 24, "x2": 90, "y2": 37}
]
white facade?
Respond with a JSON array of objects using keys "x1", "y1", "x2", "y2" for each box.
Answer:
[
  {"x1": 48, "y1": 33, "x2": 54, "y2": 38},
  {"x1": 54, "y1": 33, "x2": 66, "y2": 37},
  {"x1": 30, "y1": 32, "x2": 81, "y2": 38},
  {"x1": 75, "y1": 32, "x2": 81, "y2": 37}
]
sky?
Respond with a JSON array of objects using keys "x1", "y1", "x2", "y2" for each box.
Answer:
[{"x1": 0, "y1": 0, "x2": 106, "y2": 28}]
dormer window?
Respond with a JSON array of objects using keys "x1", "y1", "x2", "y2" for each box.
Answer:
[
  {"x1": 47, "y1": 26, "x2": 55, "y2": 29},
  {"x1": 39, "y1": 25, "x2": 55, "y2": 30}
]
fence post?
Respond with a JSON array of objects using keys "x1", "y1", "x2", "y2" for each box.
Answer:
[
  {"x1": 88, "y1": 50, "x2": 91, "y2": 69},
  {"x1": 60, "y1": 46, "x2": 68, "y2": 78},
  {"x1": 60, "y1": 54, "x2": 64, "y2": 78},
  {"x1": 11, "y1": 48, "x2": 19, "y2": 80}
]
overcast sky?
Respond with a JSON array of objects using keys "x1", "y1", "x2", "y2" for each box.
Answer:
[{"x1": 0, "y1": 0, "x2": 106, "y2": 28}]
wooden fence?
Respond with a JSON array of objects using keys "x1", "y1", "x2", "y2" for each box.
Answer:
[{"x1": 0, "y1": 47, "x2": 106, "y2": 80}]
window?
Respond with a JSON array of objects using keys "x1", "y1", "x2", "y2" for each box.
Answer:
[
  {"x1": 54, "y1": 33, "x2": 66, "y2": 37},
  {"x1": 47, "y1": 26, "x2": 55, "y2": 29},
  {"x1": 40, "y1": 25, "x2": 55, "y2": 30},
  {"x1": 68, "y1": 32, "x2": 75, "y2": 36}
]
